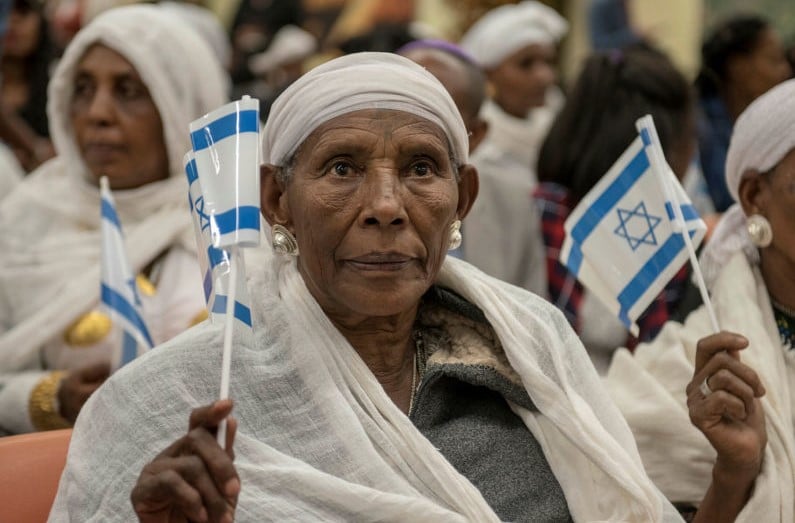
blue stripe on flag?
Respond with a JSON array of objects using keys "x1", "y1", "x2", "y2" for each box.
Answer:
[
  {"x1": 640, "y1": 128, "x2": 652, "y2": 146},
  {"x1": 567, "y1": 148, "x2": 649, "y2": 275},
  {"x1": 212, "y1": 295, "x2": 252, "y2": 327},
  {"x1": 665, "y1": 202, "x2": 698, "y2": 221},
  {"x1": 101, "y1": 198, "x2": 122, "y2": 230},
  {"x1": 202, "y1": 269, "x2": 213, "y2": 303},
  {"x1": 615, "y1": 229, "x2": 697, "y2": 327},
  {"x1": 207, "y1": 245, "x2": 226, "y2": 269},
  {"x1": 101, "y1": 284, "x2": 154, "y2": 347},
  {"x1": 190, "y1": 110, "x2": 259, "y2": 151},
  {"x1": 120, "y1": 331, "x2": 138, "y2": 367},
  {"x1": 185, "y1": 158, "x2": 199, "y2": 184},
  {"x1": 213, "y1": 205, "x2": 260, "y2": 235}
]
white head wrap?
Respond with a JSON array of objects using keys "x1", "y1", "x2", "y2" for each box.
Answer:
[
  {"x1": 0, "y1": 5, "x2": 228, "y2": 371},
  {"x1": 459, "y1": 1, "x2": 568, "y2": 69},
  {"x1": 262, "y1": 52, "x2": 469, "y2": 167},
  {"x1": 700, "y1": 78, "x2": 795, "y2": 288}
]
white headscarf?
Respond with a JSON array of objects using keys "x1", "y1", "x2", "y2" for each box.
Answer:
[
  {"x1": 459, "y1": 1, "x2": 568, "y2": 69},
  {"x1": 700, "y1": 78, "x2": 795, "y2": 288},
  {"x1": 262, "y1": 52, "x2": 469, "y2": 167},
  {"x1": 0, "y1": 5, "x2": 228, "y2": 372}
]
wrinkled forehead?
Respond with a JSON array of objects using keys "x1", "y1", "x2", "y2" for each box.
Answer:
[{"x1": 291, "y1": 108, "x2": 451, "y2": 161}]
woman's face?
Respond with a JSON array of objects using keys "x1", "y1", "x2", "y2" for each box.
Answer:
[
  {"x1": 70, "y1": 44, "x2": 169, "y2": 190},
  {"x1": 3, "y1": 4, "x2": 41, "y2": 59},
  {"x1": 758, "y1": 148, "x2": 795, "y2": 268},
  {"x1": 731, "y1": 28, "x2": 792, "y2": 101},
  {"x1": 264, "y1": 109, "x2": 476, "y2": 322},
  {"x1": 487, "y1": 43, "x2": 557, "y2": 118}
]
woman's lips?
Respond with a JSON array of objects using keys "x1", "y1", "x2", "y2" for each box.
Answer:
[
  {"x1": 83, "y1": 143, "x2": 125, "y2": 164},
  {"x1": 345, "y1": 252, "x2": 414, "y2": 272}
]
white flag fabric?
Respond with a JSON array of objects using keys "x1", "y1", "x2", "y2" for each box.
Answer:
[
  {"x1": 100, "y1": 178, "x2": 153, "y2": 367},
  {"x1": 184, "y1": 153, "x2": 253, "y2": 329},
  {"x1": 188, "y1": 96, "x2": 261, "y2": 249},
  {"x1": 560, "y1": 130, "x2": 706, "y2": 335}
]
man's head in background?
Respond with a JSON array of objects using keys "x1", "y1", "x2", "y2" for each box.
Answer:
[{"x1": 399, "y1": 39, "x2": 488, "y2": 153}]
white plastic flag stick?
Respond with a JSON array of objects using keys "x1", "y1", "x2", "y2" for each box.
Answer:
[
  {"x1": 217, "y1": 245, "x2": 238, "y2": 447},
  {"x1": 637, "y1": 116, "x2": 720, "y2": 333}
]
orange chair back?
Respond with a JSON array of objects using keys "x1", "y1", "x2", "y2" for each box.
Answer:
[{"x1": 0, "y1": 429, "x2": 72, "y2": 523}]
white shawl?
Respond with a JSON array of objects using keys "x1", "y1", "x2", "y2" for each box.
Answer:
[
  {"x1": 606, "y1": 251, "x2": 795, "y2": 521},
  {"x1": 51, "y1": 240, "x2": 682, "y2": 521},
  {"x1": 0, "y1": 5, "x2": 228, "y2": 372}
]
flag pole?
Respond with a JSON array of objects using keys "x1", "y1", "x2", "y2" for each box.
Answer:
[
  {"x1": 217, "y1": 245, "x2": 238, "y2": 447},
  {"x1": 636, "y1": 116, "x2": 720, "y2": 333}
]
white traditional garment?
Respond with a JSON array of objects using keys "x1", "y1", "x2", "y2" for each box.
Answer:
[
  {"x1": 725, "y1": 79, "x2": 795, "y2": 203},
  {"x1": 605, "y1": 250, "x2": 795, "y2": 521},
  {"x1": 460, "y1": 92, "x2": 562, "y2": 295},
  {"x1": 0, "y1": 5, "x2": 228, "y2": 432},
  {"x1": 0, "y1": 143, "x2": 23, "y2": 200},
  {"x1": 459, "y1": 0, "x2": 568, "y2": 69},
  {"x1": 51, "y1": 244, "x2": 683, "y2": 522},
  {"x1": 51, "y1": 51, "x2": 680, "y2": 522}
]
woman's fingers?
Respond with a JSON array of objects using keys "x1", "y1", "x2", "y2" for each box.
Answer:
[
  {"x1": 132, "y1": 464, "x2": 208, "y2": 522},
  {"x1": 693, "y1": 331, "x2": 748, "y2": 372},
  {"x1": 183, "y1": 425, "x2": 240, "y2": 502},
  {"x1": 225, "y1": 416, "x2": 238, "y2": 460},
  {"x1": 189, "y1": 399, "x2": 234, "y2": 431}
]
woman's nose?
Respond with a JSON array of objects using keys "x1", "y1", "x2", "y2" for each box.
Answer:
[
  {"x1": 85, "y1": 88, "x2": 117, "y2": 125},
  {"x1": 360, "y1": 171, "x2": 408, "y2": 228}
]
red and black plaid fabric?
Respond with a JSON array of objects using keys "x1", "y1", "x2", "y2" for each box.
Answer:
[{"x1": 533, "y1": 182, "x2": 688, "y2": 349}]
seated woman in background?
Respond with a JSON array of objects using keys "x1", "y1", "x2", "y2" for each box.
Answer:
[
  {"x1": 535, "y1": 46, "x2": 697, "y2": 373},
  {"x1": 607, "y1": 78, "x2": 795, "y2": 521},
  {"x1": 0, "y1": 5, "x2": 228, "y2": 435},
  {"x1": 51, "y1": 52, "x2": 688, "y2": 522}
]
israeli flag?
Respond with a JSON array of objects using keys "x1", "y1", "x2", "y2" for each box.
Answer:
[
  {"x1": 184, "y1": 152, "x2": 253, "y2": 329},
  {"x1": 560, "y1": 125, "x2": 707, "y2": 335},
  {"x1": 189, "y1": 96, "x2": 260, "y2": 249},
  {"x1": 99, "y1": 177, "x2": 153, "y2": 367}
]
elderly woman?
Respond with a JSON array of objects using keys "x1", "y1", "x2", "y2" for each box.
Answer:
[
  {"x1": 0, "y1": 5, "x2": 228, "y2": 435},
  {"x1": 51, "y1": 53, "x2": 687, "y2": 522},
  {"x1": 607, "y1": 79, "x2": 795, "y2": 520}
]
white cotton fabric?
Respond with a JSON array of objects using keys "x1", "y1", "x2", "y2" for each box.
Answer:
[
  {"x1": 701, "y1": 78, "x2": 795, "y2": 289},
  {"x1": 724, "y1": 79, "x2": 795, "y2": 203},
  {"x1": 606, "y1": 250, "x2": 795, "y2": 521},
  {"x1": 262, "y1": 52, "x2": 469, "y2": 167},
  {"x1": 459, "y1": 0, "x2": 568, "y2": 68},
  {"x1": 0, "y1": 5, "x2": 228, "y2": 372},
  {"x1": 51, "y1": 241, "x2": 682, "y2": 521}
]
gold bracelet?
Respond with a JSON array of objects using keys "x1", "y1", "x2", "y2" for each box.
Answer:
[{"x1": 28, "y1": 371, "x2": 72, "y2": 431}]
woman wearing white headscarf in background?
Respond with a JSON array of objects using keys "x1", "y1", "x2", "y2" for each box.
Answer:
[
  {"x1": 606, "y1": 79, "x2": 795, "y2": 521},
  {"x1": 51, "y1": 52, "x2": 685, "y2": 522},
  {"x1": 0, "y1": 5, "x2": 228, "y2": 435},
  {"x1": 456, "y1": 1, "x2": 567, "y2": 297}
]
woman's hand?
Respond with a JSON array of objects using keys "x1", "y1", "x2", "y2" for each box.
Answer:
[
  {"x1": 687, "y1": 332, "x2": 766, "y2": 523},
  {"x1": 131, "y1": 400, "x2": 240, "y2": 523},
  {"x1": 57, "y1": 362, "x2": 111, "y2": 423}
]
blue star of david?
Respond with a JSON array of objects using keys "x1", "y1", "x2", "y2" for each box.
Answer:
[
  {"x1": 195, "y1": 196, "x2": 211, "y2": 232},
  {"x1": 127, "y1": 277, "x2": 142, "y2": 307},
  {"x1": 614, "y1": 201, "x2": 662, "y2": 251}
]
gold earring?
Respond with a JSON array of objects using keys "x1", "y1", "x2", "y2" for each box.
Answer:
[
  {"x1": 448, "y1": 220, "x2": 462, "y2": 251},
  {"x1": 271, "y1": 224, "x2": 299, "y2": 256}
]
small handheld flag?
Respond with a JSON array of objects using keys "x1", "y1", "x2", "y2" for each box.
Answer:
[
  {"x1": 99, "y1": 176, "x2": 153, "y2": 370},
  {"x1": 559, "y1": 117, "x2": 707, "y2": 336},
  {"x1": 188, "y1": 96, "x2": 261, "y2": 446}
]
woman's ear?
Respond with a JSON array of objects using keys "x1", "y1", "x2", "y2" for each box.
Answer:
[
  {"x1": 455, "y1": 164, "x2": 479, "y2": 221},
  {"x1": 260, "y1": 164, "x2": 290, "y2": 226},
  {"x1": 737, "y1": 169, "x2": 769, "y2": 216}
]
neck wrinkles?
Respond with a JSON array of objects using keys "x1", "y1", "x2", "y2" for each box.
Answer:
[{"x1": 760, "y1": 251, "x2": 795, "y2": 311}]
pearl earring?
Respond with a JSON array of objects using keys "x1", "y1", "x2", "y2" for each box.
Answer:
[
  {"x1": 448, "y1": 220, "x2": 462, "y2": 251},
  {"x1": 271, "y1": 224, "x2": 299, "y2": 256},
  {"x1": 746, "y1": 214, "x2": 772, "y2": 248}
]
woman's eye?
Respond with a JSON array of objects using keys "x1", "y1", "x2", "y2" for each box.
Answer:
[
  {"x1": 410, "y1": 161, "x2": 434, "y2": 177},
  {"x1": 331, "y1": 161, "x2": 354, "y2": 176},
  {"x1": 117, "y1": 80, "x2": 144, "y2": 100}
]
